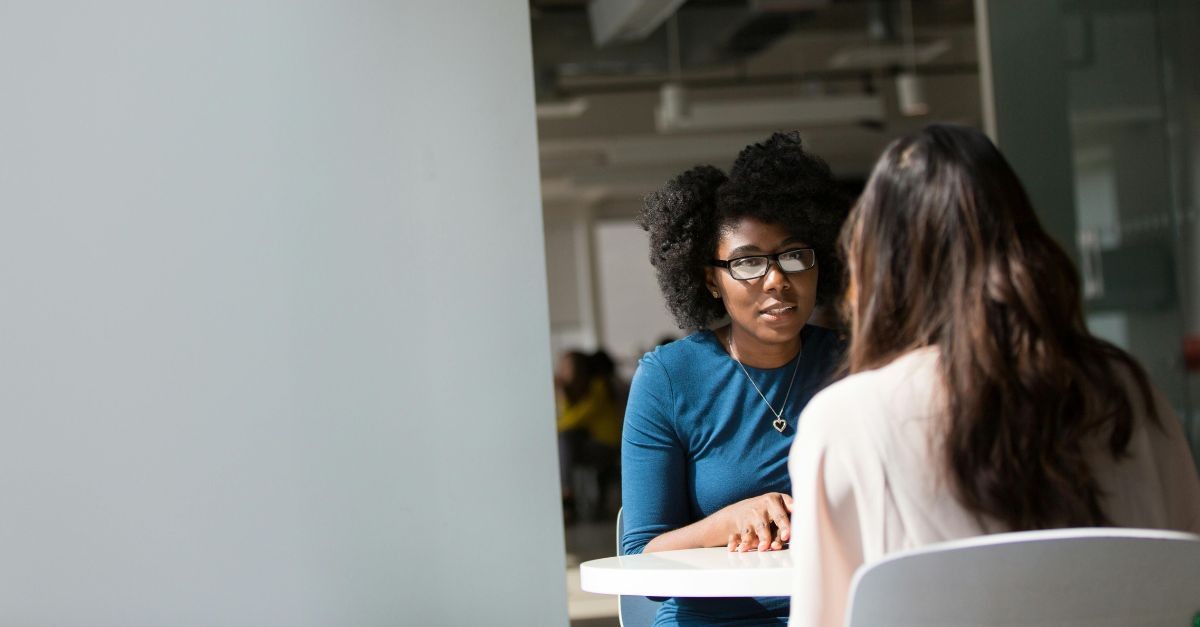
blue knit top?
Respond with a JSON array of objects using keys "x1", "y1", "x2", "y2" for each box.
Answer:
[{"x1": 620, "y1": 325, "x2": 844, "y2": 626}]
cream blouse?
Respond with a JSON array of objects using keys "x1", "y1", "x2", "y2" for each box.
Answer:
[{"x1": 787, "y1": 348, "x2": 1200, "y2": 627}]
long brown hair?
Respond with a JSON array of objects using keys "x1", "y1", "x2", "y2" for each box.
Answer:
[{"x1": 842, "y1": 124, "x2": 1158, "y2": 530}]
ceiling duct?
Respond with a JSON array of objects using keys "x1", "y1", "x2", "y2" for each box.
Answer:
[
  {"x1": 654, "y1": 82, "x2": 883, "y2": 133},
  {"x1": 588, "y1": 0, "x2": 688, "y2": 46},
  {"x1": 536, "y1": 3, "x2": 827, "y2": 92}
]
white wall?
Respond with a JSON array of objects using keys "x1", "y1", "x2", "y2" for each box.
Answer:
[
  {"x1": 544, "y1": 203, "x2": 600, "y2": 358},
  {"x1": 543, "y1": 208, "x2": 683, "y2": 377},
  {"x1": 0, "y1": 2, "x2": 567, "y2": 625},
  {"x1": 595, "y1": 220, "x2": 682, "y2": 365}
]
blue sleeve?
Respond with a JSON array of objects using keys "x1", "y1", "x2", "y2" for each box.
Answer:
[{"x1": 620, "y1": 353, "x2": 689, "y2": 555}]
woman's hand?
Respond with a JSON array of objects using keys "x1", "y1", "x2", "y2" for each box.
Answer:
[
  {"x1": 638, "y1": 491, "x2": 795, "y2": 554},
  {"x1": 720, "y1": 492, "x2": 794, "y2": 552}
]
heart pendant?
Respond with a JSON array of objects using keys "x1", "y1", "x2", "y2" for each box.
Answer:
[{"x1": 773, "y1": 418, "x2": 787, "y2": 433}]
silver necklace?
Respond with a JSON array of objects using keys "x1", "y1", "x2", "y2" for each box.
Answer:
[{"x1": 727, "y1": 330, "x2": 802, "y2": 434}]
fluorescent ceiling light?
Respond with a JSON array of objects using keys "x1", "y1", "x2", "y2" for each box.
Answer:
[
  {"x1": 828, "y1": 39, "x2": 951, "y2": 69},
  {"x1": 536, "y1": 98, "x2": 590, "y2": 120}
]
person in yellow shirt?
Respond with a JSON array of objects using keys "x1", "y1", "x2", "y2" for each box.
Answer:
[{"x1": 556, "y1": 350, "x2": 623, "y2": 523}]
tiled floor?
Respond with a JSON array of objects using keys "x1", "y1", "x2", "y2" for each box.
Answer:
[{"x1": 565, "y1": 518, "x2": 621, "y2": 627}]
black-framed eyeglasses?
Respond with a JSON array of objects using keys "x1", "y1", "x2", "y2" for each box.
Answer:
[{"x1": 709, "y1": 248, "x2": 817, "y2": 280}]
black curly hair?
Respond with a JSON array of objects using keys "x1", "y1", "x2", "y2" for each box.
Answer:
[{"x1": 638, "y1": 132, "x2": 849, "y2": 330}]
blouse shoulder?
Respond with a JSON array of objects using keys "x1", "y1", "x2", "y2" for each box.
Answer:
[{"x1": 799, "y1": 348, "x2": 940, "y2": 440}]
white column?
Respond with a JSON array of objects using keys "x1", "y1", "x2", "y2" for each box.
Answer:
[{"x1": 0, "y1": 2, "x2": 566, "y2": 625}]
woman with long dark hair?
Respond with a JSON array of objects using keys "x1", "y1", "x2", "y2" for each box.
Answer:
[{"x1": 787, "y1": 124, "x2": 1200, "y2": 626}]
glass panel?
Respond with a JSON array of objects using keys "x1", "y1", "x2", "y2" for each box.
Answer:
[{"x1": 1061, "y1": 0, "x2": 1198, "y2": 464}]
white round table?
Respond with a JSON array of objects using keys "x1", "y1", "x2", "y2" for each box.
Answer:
[{"x1": 579, "y1": 547, "x2": 793, "y2": 597}]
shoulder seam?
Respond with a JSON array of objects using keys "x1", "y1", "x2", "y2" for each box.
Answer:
[
  {"x1": 661, "y1": 355, "x2": 680, "y2": 443},
  {"x1": 642, "y1": 351, "x2": 682, "y2": 445}
]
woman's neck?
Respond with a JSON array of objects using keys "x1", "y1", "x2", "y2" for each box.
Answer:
[{"x1": 721, "y1": 326, "x2": 802, "y2": 369}]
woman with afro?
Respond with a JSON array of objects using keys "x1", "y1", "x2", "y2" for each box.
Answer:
[{"x1": 620, "y1": 132, "x2": 849, "y2": 625}]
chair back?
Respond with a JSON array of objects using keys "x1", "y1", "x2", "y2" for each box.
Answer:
[
  {"x1": 846, "y1": 528, "x2": 1200, "y2": 627},
  {"x1": 616, "y1": 507, "x2": 663, "y2": 627}
]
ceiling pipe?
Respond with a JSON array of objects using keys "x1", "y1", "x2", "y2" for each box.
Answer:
[{"x1": 896, "y1": 0, "x2": 930, "y2": 116}]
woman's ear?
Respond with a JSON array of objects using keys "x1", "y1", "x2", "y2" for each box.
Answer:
[{"x1": 705, "y1": 268, "x2": 721, "y2": 298}]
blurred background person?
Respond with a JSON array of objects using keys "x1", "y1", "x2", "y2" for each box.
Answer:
[{"x1": 556, "y1": 349, "x2": 624, "y2": 524}]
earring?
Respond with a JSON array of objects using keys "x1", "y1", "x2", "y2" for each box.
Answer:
[{"x1": 712, "y1": 290, "x2": 720, "y2": 298}]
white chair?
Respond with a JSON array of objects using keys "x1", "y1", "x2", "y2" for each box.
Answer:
[{"x1": 845, "y1": 528, "x2": 1200, "y2": 627}]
